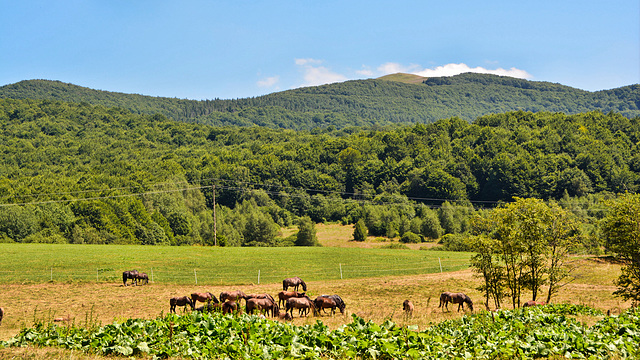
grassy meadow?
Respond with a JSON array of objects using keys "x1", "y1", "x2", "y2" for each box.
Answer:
[
  {"x1": 0, "y1": 224, "x2": 632, "y2": 359},
  {"x1": 0, "y1": 243, "x2": 470, "y2": 285}
]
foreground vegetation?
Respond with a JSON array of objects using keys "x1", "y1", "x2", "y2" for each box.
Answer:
[{"x1": 3, "y1": 305, "x2": 638, "y2": 359}]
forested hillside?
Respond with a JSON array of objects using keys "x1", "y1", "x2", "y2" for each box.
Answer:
[
  {"x1": 0, "y1": 98, "x2": 638, "y2": 248},
  {"x1": 1, "y1": 73, "x2": 638, "y2": 130}
]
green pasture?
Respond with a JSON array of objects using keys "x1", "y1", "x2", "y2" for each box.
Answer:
[{"x1": 0, "y1": 244, "x2": 471, "y2": 285}]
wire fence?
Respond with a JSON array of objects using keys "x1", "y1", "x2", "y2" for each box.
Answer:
[{"x1": 0, "y1": 258, "x2": 470, "y2": 285}]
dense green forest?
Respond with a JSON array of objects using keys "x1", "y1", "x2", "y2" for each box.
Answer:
[
  {"x1": 0, "y1": 97, "x2": 638, "y2": 250},
  {"x1": 1, "y1": 73, "x2": 638, "y2": 130}
]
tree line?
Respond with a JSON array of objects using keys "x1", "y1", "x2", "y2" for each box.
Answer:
[{"x1": 0, "y1": 98, "x2": 638, "y2": 250}]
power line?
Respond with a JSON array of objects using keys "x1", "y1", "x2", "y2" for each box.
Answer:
[{"x1": 0, "y1": 185, "x2": 214, "y2": 207}]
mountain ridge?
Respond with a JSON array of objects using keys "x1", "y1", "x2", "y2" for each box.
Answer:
[{"x1": 1, "y1": 73, "x2": 638, "y2": 130}]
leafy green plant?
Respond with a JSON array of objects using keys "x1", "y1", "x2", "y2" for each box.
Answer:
[{"x1": 3, "y1": 305, "x2": 638, "y2": 359}]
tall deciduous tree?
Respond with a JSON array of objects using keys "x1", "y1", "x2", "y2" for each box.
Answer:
[
  {"x1": 473, "y1": 197, "x2": 577, "y2": 308},
  {"x1": 602, "y1": 193, "x2": 640, "y2": 304}
]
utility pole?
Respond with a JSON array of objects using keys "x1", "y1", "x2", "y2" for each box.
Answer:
[{"x1": 213, "y1": 184, "x2": 217, "y2": 246}]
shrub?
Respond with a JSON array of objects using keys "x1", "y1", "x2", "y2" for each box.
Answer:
[
  {"x1": 440, "y1": 234, "x2": 472, "y2": 252},
  {"x1": 400, "y1": 231, "x2": 422, "y2": 243}
]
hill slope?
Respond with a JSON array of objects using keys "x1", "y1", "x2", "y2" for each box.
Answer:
[{"x1": 0, "y1": 73, "x2": 638, "y2": 129}]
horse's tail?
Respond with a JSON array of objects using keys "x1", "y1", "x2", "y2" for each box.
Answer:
[
  {"x1": 122, "y1": 272, "x2": 127, "y2": 286},
  {"x1": 283, "y1": 280, "x2": 287, "y2": 291}
]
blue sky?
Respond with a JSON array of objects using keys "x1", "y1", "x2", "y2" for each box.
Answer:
[{"x1": 1, "y1": 1, "x2": 638, "y2": 99}]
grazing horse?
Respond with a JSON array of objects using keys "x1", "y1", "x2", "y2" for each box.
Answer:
[
  {"x1": 246, "y1": 298, "x2": 278, "y2": 317},
  {"x1": 277, "y1": 291, "x2": 306, "y2": 308},
  {"x1": 314, "y1": 295, "x2": 346, "y2": 315},
  {"x1": 286, "y1": 295, "x2": 315, "y2": 317},
  {"x1": 191, "y1": 292, "x2": 218, "y2": 306},
  {"x1": 439, "y1": 292, "x2": 473, "y2": 312},
  {"x1": 222, "y1": 301, "x2": 240, "y2": 314},
  {"x1": 523, "y1": 300, "x2": 547, "y2": 307},
  {"x1": 313, "y1": 296, "x2": 338, "y2": 316},
  {"x1": 219, "y1": 290, "x2": 247, "y2": 304},
  {"x1": 403, "y1": 300, "x2": 414, "y2": 317},
  {"x1": 169, "y1": 296, "x2": 194, "y2": 313},
  {"x1": 282, "y1": 277, "x2": 307, "y2": 292},
  {"x1": 122, "y1": 270, "x2": 139, "y2": 286},
  {"x1": 135, "y1": 272, "x2": 149, "y2": 285}
]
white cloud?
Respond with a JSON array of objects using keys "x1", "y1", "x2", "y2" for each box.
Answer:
[
  {"x1": 412, "y1": 63, "x2": 532, "y2": 79},
  {"x1": 295, "y1": 58, "x2": 348, "y2": 87},
  {"x1": 376, "y1": 62, "x2": 421, "y2": 75},
  {"x1": 356, "y1": 65, "x2": 374, "y2": 77},
  {"x1": 288, "y1": 59, "x2": 533, "y2": 90},
  {"x1": 257, "y1": 75, "x2": 279, "y2": 88}
]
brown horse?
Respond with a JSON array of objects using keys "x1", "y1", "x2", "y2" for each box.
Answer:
[
  {"x1": 169, "y1": 296, "x2": 194, "y2": 313},
  {"x1": 403, "y1": 300, "x2": 414, "y2": 317},
  {"x1": 523, "y1": 300, "x2": 547, "y2": 307},
  {"x1": 277, "y1": 291, "x2": 306, "y2": 307},
  {"x1": 277, "y1": 312, "x2": 293, "y2": 321},
  {"x1": 191, "y1": 292, "x2": 218, "y2": 306},
  {"x1": 314, "y1": 295, "x2": 346, "y2": 316},
  {"x1": 220, "y1": 290, "x2": 247, "y2": 304},
  {"x1": 246, "y1": 298, "x2": 278, "y2": 317},
  {"x1": 135, "y1": 272, "x2": 149, "y2": 285},
  {"x1": 439, "y1": 292, "x2": 473, "y2": 312},
  {"x1": 286, "y1": 295, "x2": 314, "y2": 317},
  {"x1": 282, "y1": 277, "x2": 307, "y2": 292},
  {"x1": 222, "y1": 301, "x2": 240, "y2": 314},
  {"x1": 122, "y1": 270, "x2": 139, "y2": 286}
]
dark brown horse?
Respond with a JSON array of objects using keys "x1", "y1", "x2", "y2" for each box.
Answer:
[
  {"x1": 135, "y1": 272, "x2": 149, "y2": 285},
  {"x1": 246, "y1": 298, "x2": 278, "y2": 317},
  {"x1": 403, "y1": 300, "x2": 414, "y2": 317},
  {"x1": 314, "y1": 295, "x2": 346, "y2": 315},
  {"x1": 191, "y1": 292, "x2": 218, "y2": 306},
  {"x1": 282, "y1": 277, "x2": 307, "y2": 292},
  {"x1": 277, "y1": 291, "x2": 306, "y2": 307},
  {"x1": 286, "y1": 295, "x2": 314, "y2": 317},
  {"x1": 222, "y1": 300, "x2": 240, "y2": 314},
  {"x1": 523, "y1": 300, "x2": 547, "y2": 307},
  {"x1": 122, "y1": 270, "x2": 139, "y2": 286},
  {"x1": 439, "y1": 292, "x2": 473, "y2": 312},
  {"x1": 220, "y1": 290, "x2": 247, "y2": 304},
  {"x1": 169, "y1": 296, "x2": 194, "y2": 313}
]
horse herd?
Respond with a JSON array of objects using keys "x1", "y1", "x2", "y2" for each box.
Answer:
[
  {"x1": 121, "y1": 270, "x2": 483, "y2": 320},
  {"x1": 166, "y1": 276, "x2": 345, "y2": 321}
]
